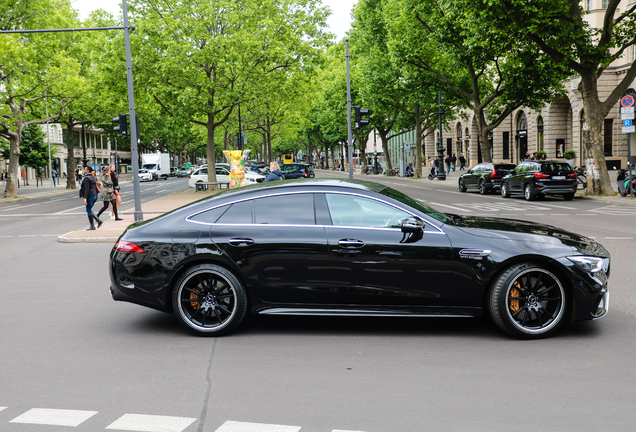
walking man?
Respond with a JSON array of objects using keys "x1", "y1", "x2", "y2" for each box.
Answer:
[
  {"x1": 1, "y1": 169, "x2": 7, "y2": 189},
  {"x1": 52, "y1": 168, "x2": 57, "y2": 187},
  {"x1": 79, "y1": 165, "x2": 103, "y2": 230},
  {"x1": 459, "y1": 153, "x2": 466, "y2": 170},
  {"x1": 451, "y1": 154, "x2": 457, "y2": 171}
]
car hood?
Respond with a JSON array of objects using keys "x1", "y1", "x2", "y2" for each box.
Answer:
[{"x1": 451, "y1": 214, "x2": 609, "y2": 256}]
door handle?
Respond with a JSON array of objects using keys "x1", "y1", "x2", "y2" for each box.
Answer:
[
  {"x1": 229, "y1": 238, "x2": 254, "y2": 247},
  {"x1": 338, "y1": 239, "x2": 364, "y2": 248}
]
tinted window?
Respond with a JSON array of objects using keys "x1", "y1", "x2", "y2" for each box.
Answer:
[
  {"x1": 541, "y1": 163, "x2": 573, "y2": 172},
  {"x1": 216, "y1": 200, "x2": 253, "y2": 224},
  {"x1": 216, "y1": 167, "x2": 228, "y2": 175},
  {"x1": 254, "y1": 194, "x2": 315, "y2": 225},
  {"x1": 189, "y1": 205, "x2": 230, "y2": 224},
  {"x1": 326, "y1": 194, "x2": 410, "y2": 228},
  {"x1": 379, "y1": 187, "x2": 451, "y2": 224}
]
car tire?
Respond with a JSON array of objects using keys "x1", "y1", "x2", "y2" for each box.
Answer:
[
  {"x1": 479, "y1": 180, "x2": 487, "y2": 195},
  {"x1": 489, "y1": 262, "x2": 567, "y2": 339},
  {"x1": 458, "y1": 179, "x2": 467, "y2": 192},
  {"x1": 524, "y1": 184, "x2": 535, "y2": 201},
  {"x1": 172, "y1": 264, "x2": 248, "y2": 336},
  {"x1": 501, "y1": 182, "x2": 510, "y2": 198},
  {"x1": 563, "y1": 193, "x2": 574, "y2": 201}
]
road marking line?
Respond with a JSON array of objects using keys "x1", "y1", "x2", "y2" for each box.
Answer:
[
  {"x1": 550, "y1": 214, "x2": 570, "y2": 216},
  {"x1": 576, "y1": 214, "x2": 596, "y2": 216},
  {"x1": 10, "y1": 408, "x2": 98, "y2": 427},
  {"x1": 106, "y1": 414, "x2": 197, "y2": 432},
  {"x1": 605, "y1": 237, "x2": 634, "y2": 240},
  {"x1": 0, "y1": 406, "x2": 5, "y2": 412},
  {"x1": 216, "y1": 420, "x2": 301, "y2": 432},
  {"x1": 333, "y1": 430, "x2": 368, "y2": 432},
  {"x1": 427, "y1": 202, "x2": 473, "y2": 213},
  {"x1": 525, "y1": 214, "x2": 545, "y2": 216},
  {"x1": 18, "y1": 235, "x2": 37, "y2": 237},
  {"x1": 0, "y1": 202, "x2": 41, "y2": 212}
]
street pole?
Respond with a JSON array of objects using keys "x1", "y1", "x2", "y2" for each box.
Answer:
[
  {"x1": 437, "y1": 90, "x2": 446, "y2": 180},
  {"x1": 45, "y1": 89, "x2": 53, "y2": 190},
  {"x1": 629, "y1": 133, "x2": 634, "y2": 197},
  {"x1": 345, "y1": 39, "x2": 354, "y2": 180},
  {"x1": 374, "y1": 129, "x2": 378, "y2": 174},
  {"x1": 81, "y1": 124, "x2": 88, "y2": 166},
  {"x1": 122, "y1": 0, "x2": 143, "y2": 221}
]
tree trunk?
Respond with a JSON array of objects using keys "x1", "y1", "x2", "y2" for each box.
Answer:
[
  {"x1": 415, "y1": 103, "x2": 423, "y2": 178},
  {"x1": 378, "y1": 130, "x2": 392, "y2": 171},
  {"x1": 206, "y1": 113, "x2": 218, "y2": 183},
  {"x1": 4, "y1": 133, "x2": 20, "y2": 198},
  {"x1": 64, "y1": 122, "x2": 78, "y2": 189}
]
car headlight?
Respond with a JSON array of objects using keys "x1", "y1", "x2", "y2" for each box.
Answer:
[{"x1": 567, "y1": 256, "x2": 606, "y2": 273}]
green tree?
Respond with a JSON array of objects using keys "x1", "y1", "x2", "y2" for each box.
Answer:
[
  {"x1": 495, "y1": 0, "x2": 636, "y2": 195},
  {"x1": 384, "y1": 0, "x2": 569, "y2": 165}
]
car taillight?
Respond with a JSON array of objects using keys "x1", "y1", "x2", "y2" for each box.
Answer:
[
  {"x1": 534, "y1": 172, "x2": 550, "y2": 179},
  {"x1": 567, "y1": 173, "x2": 577, "y2": 178},
  {"x1": 114, "y1": 241, "x2": 146, "y2": 254},
  {"x1": 303, "y1": 172, "x2": 307, "y2": 177},
  {"x1": 490, "y1": 168, "x2": 501, "y2": 178}
]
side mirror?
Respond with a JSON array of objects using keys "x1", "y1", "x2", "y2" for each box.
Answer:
[{"x1": 401, "y1": 216, "x2": 424, "y2": 233}]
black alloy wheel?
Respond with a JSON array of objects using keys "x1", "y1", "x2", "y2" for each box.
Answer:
[
  {"x1": 501, "y1": 182, "x2": 510, "y2": 198},
  {"x1": 172, "y1": 264, "x2": 247, "y2": 336},
  {"x1": 459, "y1": 179, "x2": 467, "y2": 192},
  {"x1": 479, "y1": 179, "x2": 487, "y2": 195},
  {"x1": 489, "y1": 263, "x2": 567, "y2": 339},
  {"x1": 524, "y1": 183, "x2": 535, "y2": 201}
]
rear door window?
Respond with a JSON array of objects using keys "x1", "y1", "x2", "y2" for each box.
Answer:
[
  {"x1": 254, "y1": 194, "x2": 315, "y2": 225},
  {"x1": 216, "y1": 200, "x2": 253, "y2": 224}
]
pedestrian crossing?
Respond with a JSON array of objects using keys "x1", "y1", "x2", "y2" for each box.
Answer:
[
  {"x1": 0, "y1": 407, "x2": 368, "y2": 432},
  {"x1": 425, "y1": 200, "x2": 636, "y2": 216}
]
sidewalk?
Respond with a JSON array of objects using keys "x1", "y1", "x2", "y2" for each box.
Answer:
[{"x1": 57, "y1": 189, "x2": 217, "y2": 244}]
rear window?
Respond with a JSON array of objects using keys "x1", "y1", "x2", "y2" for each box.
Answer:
[{"x1": 541, "y1": 163, "x2": 573, "y2": 172}]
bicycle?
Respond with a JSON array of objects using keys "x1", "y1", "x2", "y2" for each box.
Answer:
[
  {"x1": 387, "y1": 167, "x2": 400, "y2": 177},
  {"x1": 574, "y1": 166, "x2": 587, "y2": 190}
]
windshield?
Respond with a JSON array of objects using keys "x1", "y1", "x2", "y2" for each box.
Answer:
[
  {"x1": 379, "y1": 187, "x2": 452, "y2": 224},
  {"x1": 142, "y1": 164, "x2": 158, "y2": 170}
]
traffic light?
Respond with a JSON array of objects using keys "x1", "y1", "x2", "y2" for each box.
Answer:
[
  {"x1": 112, "y1": 114, "x2": 128, "y2": 135},
  {"x1": 354, "y1": 106, "x2": 370, "y2": 129}
]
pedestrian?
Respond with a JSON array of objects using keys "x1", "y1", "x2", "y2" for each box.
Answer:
[
  {"x1": 75, "y1": 166, "x2": 82, "y2": 184},
  {"x1": 1, "y1": 169, "x2": 7, "y2": 189},
  {"x1": 524, "y1": 151, "x2": 531, "y2": 161},
  {"x1": 51, "y1": 168, "x2": 57, "y2": 187},
  {"x1": 445, "y1": 155, "x2": 451, "y2": 175},
  {"x1": 264, "y1": 161, "x2": 285, "y2": 182},
  {"x1": 452, "y1": 154, "x2": 457, "y2": 171},
  {"x1": 95, "y1": 167, "x2": 121, "y2": 222},
  {"x1": 459, "y1": 153, "x2": 466, "y2": 170},
  {"x1": 79, "y1": 165, "x2": 103, "y2": 230},
  {"x1": 109, "y1": 163, "x2": 123, "y2": 219},
  {"x1": 532, "y1": 152, "x2": 537, "y2": 160}
]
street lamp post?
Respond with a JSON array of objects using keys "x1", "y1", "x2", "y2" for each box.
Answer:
[
  {"x1": 437, "y1": 90, "x2": 446, "y2": 180},
  {"x1": 81, "y1": 124, "x2": 88, "y2": 167}
]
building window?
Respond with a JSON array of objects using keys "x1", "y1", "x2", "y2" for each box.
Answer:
[
  {"x1": 604, "y1": 119, "x2": 613, "y2": 156},
  {"x1": 631, "y1": 45, "x2": 636, "y2": 63},
  {"x1": 537, "y1": 116, "x2": 544, "y2": 151},
  {"x1": 587, "y1": 0, "x2": 593, "y2": 10},
  {"x1": 503, "y1": 131, "x2": 510, "y2": 159},
  {"x1": 602, "y1": 0, "x2": 608, "y2": 8}
]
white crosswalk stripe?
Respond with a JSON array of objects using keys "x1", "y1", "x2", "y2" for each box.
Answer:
[
  {"x1": 9, "y1": 408, "x2": 98, "y2": 427},
  {"x1": 106, "y1": 413, "x2": 197, "y2": 432},
  {"x1": 590, "y1": 204, "x2": 636, "y2": 215},
  {"x1": 215, "y1": 421, "x2": 301, "y2": 432}
]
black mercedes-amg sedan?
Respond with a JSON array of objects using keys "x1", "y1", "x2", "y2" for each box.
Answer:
[{"x1": 109, "y1": 179, "x2": 610, "y2": 339}]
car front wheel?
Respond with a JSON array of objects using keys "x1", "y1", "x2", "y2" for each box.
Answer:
[
  {"x1": 489, "y1": 263, "x2": 567, "y2": 339},
  {"x1": 172, "y1": 264, "x2": 247, "y2": 336},
  {"x1": 501, "y1": 182, "x2": 510, "y2": 198},
  {"x1": 459, "y1": 179, "x2": 467, "y2": 192},
  {"x1": 479, "y1": 179, "x2": 488, "y2": 195}
]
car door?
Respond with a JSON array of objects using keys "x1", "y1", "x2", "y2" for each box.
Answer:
[
  {"x1": 323, "y1": 192, "x2": 455, "y2": 306},
  {"x1": 206, "y1": 193, "x2": 332, "y2": 304},
  {"x1": 215, "y1": 166, "x2": 230, "y2": 183},
  {"x1": 508, "y1": 163, "x2": 525, "y2": 192},
  {"x1": 464, "y1": 164, "x2": 481, "y2": 188}
]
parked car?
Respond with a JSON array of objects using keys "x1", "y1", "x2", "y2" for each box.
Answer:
[
  {"x1": 459, "y1": 163, "x2": 517, "y2": 194},
  {"x1": 176, "y1": 167, "x2": 192, "y2": 177},
  {"x1": 188, "y1": 166, "x2": 265, "y2": 188},
  {"x1": 501, "y1": 160, "x2": 577, "y2": 201},
  {"x1": 170, "y1": 167, "x2": 179, "y2": 177},
  {"x1": 110, "y1": 179, "x2": 609, "y2": 339},
  {"x1": 281, "y1": 163, "x2": 315, "y2": 179},
  {"x1": 137, "y1": 169, "x2": 153, "y2": 182}
]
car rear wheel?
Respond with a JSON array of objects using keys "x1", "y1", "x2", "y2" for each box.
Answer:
[
  {"x1": 524, "y1": 184, "x2": 535, "y2": 201},
  {"x1": 489, "y1": 263, "x2": 567, "y2": 339},
  {"x1": 172, "y1": 264, "x2": 247, "y2": 336},
  {"x1": 458, "y1": 179, "x2": 467, "y2": 192},
  {"x1": 501, "y1": 182, "x2": 510, "y2": 198},
  {"x1": 479, "y1": 180, "x2": 487, "y2": 195}
]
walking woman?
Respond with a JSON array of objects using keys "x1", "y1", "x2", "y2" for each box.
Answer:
[
  {"x1": 79, "y1": 165, "x2": 102, "y2": 230},
  {"x1": 96, "y1": 167, "x2": 121, "y2": 222},
  {"x1": 108, "y1": 163, "x2": 123, "y2": 220}
]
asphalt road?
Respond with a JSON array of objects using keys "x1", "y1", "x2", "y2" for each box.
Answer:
[{"x1": 0, "y1": 172, "x2": 635, "y2": 432}]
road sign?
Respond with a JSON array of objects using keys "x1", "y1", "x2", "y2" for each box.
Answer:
[
  {"x1": 624, "y1": 119, "x2": 633, "y2": 127},
  {"x1": 623, "y1": 113, "x2": 635, "y2": 120},
  {"x1": 622, "y1": 95, "x2": 635, "y2": 107},
  {"x1": 622, "y1": 126, "x2": 635, "y2": 134},
  {"x1": 405, "y1": 142, "x2": 410, "y2": 150},
  {"x1": 621, "y1": 106, "x2": 634, "y2": 113}
]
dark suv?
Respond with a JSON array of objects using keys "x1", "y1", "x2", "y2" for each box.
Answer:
[
  {"x1": 458, "y1": 162, "x2": 516, "y2": 194},
  {"x1": 500, "y1": 160, "x2": 577, "y2": 201},
  {"x1": 281, "y1": 163, "x2": 315, "y2": 179}
]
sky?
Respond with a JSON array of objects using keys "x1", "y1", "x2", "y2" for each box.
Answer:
[{"x1": 71, "y1": 0, "x2": 357, "y2": 41}]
